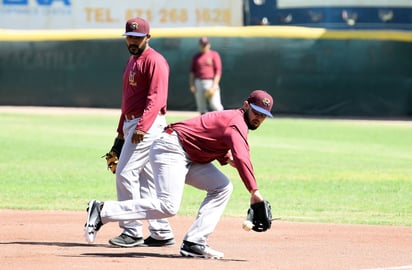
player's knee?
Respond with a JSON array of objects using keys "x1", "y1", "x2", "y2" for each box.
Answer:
[{"x1": 212, "y1": 181, "x2": 233, "y2": 199}]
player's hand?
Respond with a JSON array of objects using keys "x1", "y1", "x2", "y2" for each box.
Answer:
[
  {"x1": 227, "y1": 158, "x2": 236, "y2": 168},
  {"x1": 190, "y1": 85, "x2": 196, "y2": 94},
  {"x1": 224, "y1": 150, "x2": 236, "y2": 167},
  {"x1": 226, "y1": 151, "x2": 236, "y2": 168},
  {"x1": 131, "y1": 129, "x2": 146, "y2": 144},
  {"x1": 250, "y1": 190, "x2": 264, "y2": 205}
]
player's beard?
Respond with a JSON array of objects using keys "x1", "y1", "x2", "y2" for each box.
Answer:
[
  {"x1": 128, "y1": 43, "x2": 146, "y2": 56},
  {"x1": 244, "y1": 110, "x2": 258, "y2": 130}
]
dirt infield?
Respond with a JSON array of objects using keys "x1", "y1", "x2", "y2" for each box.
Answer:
[{"x1": 1, "y1": 210, "x2": 411, "y2": 270}]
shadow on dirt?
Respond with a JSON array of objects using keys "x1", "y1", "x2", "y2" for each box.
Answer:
[
  {"x1": 0, "y1": 241, "x2": 107, "y2": 248},
  {"x1": 81, "y1": 252, "x2": 247, "y2": 262},
  {"x1": 0, "y1": 241, "x2": 247, "y2": 262}
]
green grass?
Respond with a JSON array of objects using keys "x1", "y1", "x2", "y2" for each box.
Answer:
[{"x1": 0, "y1": 111, "x2": 411, "y2": 226}]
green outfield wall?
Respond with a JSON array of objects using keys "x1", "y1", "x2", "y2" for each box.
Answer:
[{"x1": 0, "y1": 27, "x2": 411, "y2": 117}]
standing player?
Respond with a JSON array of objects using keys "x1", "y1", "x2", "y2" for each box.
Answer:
[
  {"x1": 105, "y1": 17, "x2": 175, "y2": 247},
  {"x1": 85, "y1": 90, "x2": 274, "y2": 259},
  {"x1": 189, "y1": 37, "x2": 224, "y2": 114}
]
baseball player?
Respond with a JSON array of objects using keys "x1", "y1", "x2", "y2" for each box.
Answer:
[
  {"x1": 107, "y1": 17, "x2": 174, "y2": 247},
  {"x1": 189, "y1": 37, "x2": 224, "y2": 114},
  {"x1": 85, "y1": 90, "x2": 274, "y2": 259}
]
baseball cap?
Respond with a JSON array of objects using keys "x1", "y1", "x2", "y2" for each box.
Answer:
[
  {"x1": 247, "y1": 90, "x2": 274, "y2": 118},
  {"x1": 123, "y1": 17, "x2": 150, "y2": 37},
  {"x1": 199, "y1": 37, "x2": 210, "y2": 45}
]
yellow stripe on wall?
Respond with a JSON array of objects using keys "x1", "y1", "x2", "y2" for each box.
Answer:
[{"x1": 1, "y1": 26, "x2": 411, "y2": 42}]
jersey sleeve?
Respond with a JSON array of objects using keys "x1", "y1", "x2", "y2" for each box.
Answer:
[
  {"x1": 213, "y1": 51, "x2": 222, "y2": 76},
  {"x1": 225, "y1": 126, "x2": 258, "y2": 192},
  {"x1": 116, "y1": 113, "x2": 126, "y2": 136}
]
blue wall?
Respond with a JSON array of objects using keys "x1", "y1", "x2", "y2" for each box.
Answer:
[{"x1": 244, "y1": 0, "x2": 412, "y2": 30}]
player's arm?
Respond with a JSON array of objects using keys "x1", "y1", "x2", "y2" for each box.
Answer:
[
  {"x1": 224, "y1": 128, "x2": 259, "y2": 192},
  {"x1": 227, "y1": 130, "x2": 266, "y2": 208},
  {"x1": 212, "y1": 74, "x2": 221, "y2": 90},
  {"x1": 189, "y1": 56, "x2": 197, "y2": 93},
  {"x1": 116, "y1": 113, "x2": 126, "y2": 137},
  {"x1": 189, "y1": 72, "x2": 196, "y2": 93},
  {"x1": 212, "y1": 51, "x2": 222, "y2": 88}
]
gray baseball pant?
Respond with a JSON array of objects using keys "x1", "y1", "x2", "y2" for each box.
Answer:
[{"x1": 102, "y1": 129, "x2": 233, "y2": 245}]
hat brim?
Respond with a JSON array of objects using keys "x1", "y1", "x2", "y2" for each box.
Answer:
[
  {"x1": 250, "y1": 103, "x2": 273, "y2": 118},
  {"x1": 123, "y1": 32, "x2": 147, "y2": 37}
]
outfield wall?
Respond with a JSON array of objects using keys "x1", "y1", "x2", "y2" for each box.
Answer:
[{"x1": 0, "y1": 27, "x2": 411, "y2": 117}]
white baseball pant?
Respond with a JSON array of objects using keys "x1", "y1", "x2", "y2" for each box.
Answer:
[
  {"x1": 114, "y1": 114, "x2": 174, "y2": 240},
  {"x1": 194, "y1": 78, "x2": 224, "y2": 114}
]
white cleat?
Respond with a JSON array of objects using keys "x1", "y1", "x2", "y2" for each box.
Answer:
[{"x1": 84, "y1": 200, "x2": 103, "y2": 243}]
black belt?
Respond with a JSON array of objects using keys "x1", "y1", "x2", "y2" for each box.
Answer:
[{"x1": 125, "y1": 112, "x2": 164, "y2": 121}]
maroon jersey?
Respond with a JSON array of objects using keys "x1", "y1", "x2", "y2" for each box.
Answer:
[
  {"x1": 117, "y1": 47, "x2": 169, "y2": 134},
  {"x1": 169, "y1": 109, "x2": 258, "y2": 192},
  {"x1": 190, "y1": 50, "x2": 222, "y2": 79}
]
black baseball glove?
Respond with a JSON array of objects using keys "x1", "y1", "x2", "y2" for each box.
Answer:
[
  {"x1": 246, "y1": 200, "x2": 272, "y2": 232},
  {"x1": 102, "y1": 138, "x2": 124, "y2": 174}
]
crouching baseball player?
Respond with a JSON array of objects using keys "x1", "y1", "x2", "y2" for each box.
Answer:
[{"x1": 85, "y1": 90, "x2": 274, "y2": 259}]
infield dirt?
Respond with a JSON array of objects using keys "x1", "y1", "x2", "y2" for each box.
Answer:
[{"x1": 1, "y1": 210, "x2": 412, "y2": 270}]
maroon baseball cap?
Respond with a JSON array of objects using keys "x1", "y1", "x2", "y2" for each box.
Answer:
[
  {"x1": 247, "y1": 90, "x2": 274, "y2": 117},
  {"x1": 123, "y1": 17, "x2": 150, "y2": 37},
  {"x1": 199, "y1": 37, "x2": 210, "y2": 45}
]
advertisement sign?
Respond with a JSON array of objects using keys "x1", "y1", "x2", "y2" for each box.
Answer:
[
  {"x1": 277, "y1": 0, "x2": 412, "y2": 8},
  {"x1": 0, "y1": 0, "x2": 243, "y2": 29}
]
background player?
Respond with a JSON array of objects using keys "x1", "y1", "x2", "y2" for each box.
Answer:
[
  {"x1": 85, "y1": 90, "x2": 274, "y2": 258},
  {"x1": 189, "y1": 37, "x2": 224, "y2": 114},
  {"x1": 107, "y1": 17, "x2": 175, "y2": 248}
]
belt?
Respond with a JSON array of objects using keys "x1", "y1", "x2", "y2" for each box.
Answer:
[
  {"x1": 125, "y1": 114, "x2": 142, "y2": 121},
  {"x1": 164, "y1": 127, "x2": 174, "y2": 134}
]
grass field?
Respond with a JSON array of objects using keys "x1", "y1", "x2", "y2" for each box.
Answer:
[{"x1": 0, "y1": 107, "x2": 411, "y2": 226}]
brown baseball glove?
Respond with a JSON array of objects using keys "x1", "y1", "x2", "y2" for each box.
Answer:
[
  {"x1": 102, "y1": 138, "x2": 124, "y2": 174},
  {"x1": 103, "y1": 151, "x2": 118, "y2": 173},
  {"x1": 204, "y1": 87, "x2": 216, "y2": 99}
]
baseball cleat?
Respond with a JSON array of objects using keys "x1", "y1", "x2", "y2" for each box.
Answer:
[
  {"x1": 180, "y1": 241, "x2": 224, "y2": 259},
  {"x1": 84, "y1": 200, "x2": 103, "y2": 243},
  {"x1": 143, "y1": 236, "x2": 176, "y2": 247},
  {"x1": 109, "y1": 233, "x2": 144, "y2": 247}
]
